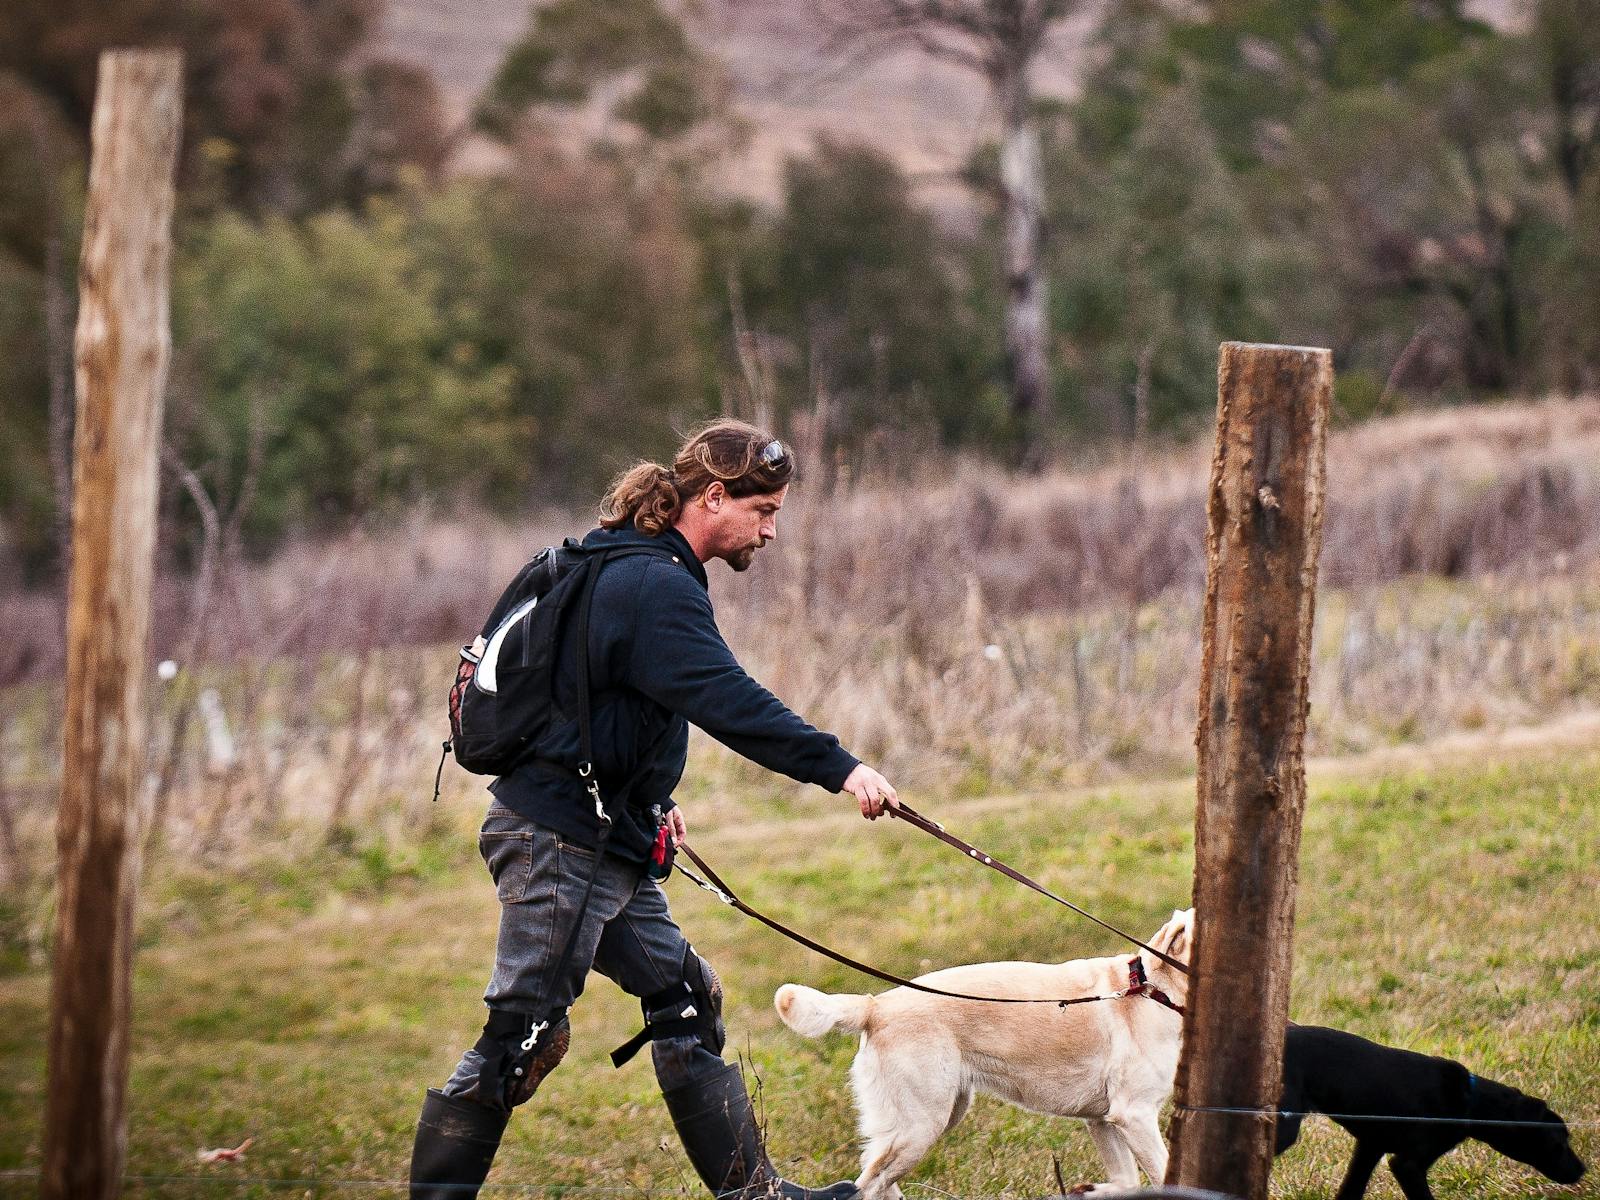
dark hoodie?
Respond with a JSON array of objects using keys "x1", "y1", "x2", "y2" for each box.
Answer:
[{"x1": 489, "y1": 524, "x2": 859, "y2": 861}]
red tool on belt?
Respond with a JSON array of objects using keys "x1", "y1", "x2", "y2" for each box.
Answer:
[{"x1": 647, "y1": 806, "x2": 675, "y2": 881}]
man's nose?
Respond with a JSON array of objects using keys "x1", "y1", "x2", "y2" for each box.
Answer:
[{"x1": 761, "y1": 517, "x2": 777, "y2": 541}]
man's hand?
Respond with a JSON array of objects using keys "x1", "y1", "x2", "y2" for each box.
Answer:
[
  {"x1": 842, "y1": 763, "x2": 899, "y2": 820},
  {"x1": 666, "y1": 806, "x2": 688, "y2": 846}
]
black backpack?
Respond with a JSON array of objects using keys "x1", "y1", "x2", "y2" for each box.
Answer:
[{"x1": 442, "y1": 538, "x2": 678, "y2": 781}]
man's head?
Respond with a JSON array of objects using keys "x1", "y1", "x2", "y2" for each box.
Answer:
[{"x1": 599, "y1": 420, "x2": 794, "y2": 570}]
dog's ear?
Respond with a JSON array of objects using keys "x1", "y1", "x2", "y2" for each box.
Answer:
[
  {"x1": 1149, "y1": 908, "x2": 1192, "y2": 956},
  {"x1": 1167, "y1": 915, "x2": 1191, "y2": 958},
  {"x1": 1157, "y1": 909, "x2": 1194, "y2": 959}
]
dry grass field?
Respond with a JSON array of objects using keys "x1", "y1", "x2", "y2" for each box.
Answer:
[{"x1": 2, "y1": 397, "x2": 1599, "y2": 881}]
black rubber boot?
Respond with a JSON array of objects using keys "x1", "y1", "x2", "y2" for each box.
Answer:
[
  {"x1": 661, "y1": 1062, "x2": 858, "y2": 1200},
  {"x1": 409, "y1": 1087, "x2": 511, "y2": 1200}
]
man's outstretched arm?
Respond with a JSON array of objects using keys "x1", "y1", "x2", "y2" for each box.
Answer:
[{"x1": 630, "y1": 564, "x2": 897, "y2": 818}]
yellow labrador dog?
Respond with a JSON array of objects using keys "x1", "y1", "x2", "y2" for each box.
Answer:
[{"x1": 775, "y1": 909, "x2": 1193, "y2": 1200}]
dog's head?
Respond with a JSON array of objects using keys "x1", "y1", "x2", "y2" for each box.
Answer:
[
  {"x1": 1142, "y1": 907, "x2": 1194, "y2": 1006},
  {"x1": 1472, "y1": 1077, "x2": 1586, "y2": 1185}
]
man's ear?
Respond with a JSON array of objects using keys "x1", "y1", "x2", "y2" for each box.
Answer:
[{"x1": 703, "y1": 481, "x2": 726, "y2": 512}]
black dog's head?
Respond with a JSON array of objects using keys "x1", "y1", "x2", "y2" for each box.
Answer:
[{"x1": 1472, "y1": 1077, "x2": 1586, "y2": 1185}]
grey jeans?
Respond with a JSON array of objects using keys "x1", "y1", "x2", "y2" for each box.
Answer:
[{"x1": 442, "y1": 800, "x2": 721, "y2": 1097}]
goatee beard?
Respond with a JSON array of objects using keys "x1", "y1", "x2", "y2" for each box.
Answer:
[{"x1": 728, "y1": 546, "x2": 756, "y2": 572}]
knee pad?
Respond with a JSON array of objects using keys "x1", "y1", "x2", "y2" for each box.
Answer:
[
  {"x1": 610, "y1": 945, "x2": 726, "y2": 1067},
  {"x1": 680, "y1": 947, "x2": 726, "y2": 1056},
  {"x1": 470, "y1": 1007, "x2": 570, "y2": 1111}
]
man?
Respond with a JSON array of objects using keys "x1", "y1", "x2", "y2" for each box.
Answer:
[{"x1": 410, "y1": 420, "x2": 898, "y2": 1199}]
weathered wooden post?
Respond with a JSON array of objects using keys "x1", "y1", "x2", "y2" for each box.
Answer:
[
  {"x1": 44, "y1": 48, "x2": 183, "y2": 1200},
  {"x1": 1165, "y1": 342, "x2": 1332, "y2": 1200}
]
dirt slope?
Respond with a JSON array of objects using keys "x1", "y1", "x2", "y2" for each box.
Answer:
[
  {"x1": 377, "y1": 0, "x2": 1518, "y2": 202},
  {"x1": 376, "y1": 0, "x2": 1105, "y2": 202}
]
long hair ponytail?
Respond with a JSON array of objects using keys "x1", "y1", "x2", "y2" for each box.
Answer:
[
  {"x1": 599, "y1": 462, "x2": 682, "y2": 535},
  {"x1": 599, "y1": 419, "x2": 794, "y2": 535}
]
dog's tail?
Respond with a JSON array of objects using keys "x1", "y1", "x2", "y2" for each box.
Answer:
[{"x1": 775, "y1": 984, "x2": 872, "y2": 1038}]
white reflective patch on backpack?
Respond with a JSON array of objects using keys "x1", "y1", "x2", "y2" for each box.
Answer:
[{"x1": 476, "y1": 596, "x2": 539, "y2": 694}]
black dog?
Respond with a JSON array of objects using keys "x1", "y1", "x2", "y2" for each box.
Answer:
[{"x1": 1276, "y1": 1024, "x2": 1586, "y2": 1200}]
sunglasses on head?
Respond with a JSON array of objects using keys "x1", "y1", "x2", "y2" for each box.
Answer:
[{"x1": 757, "y1": 439, "x2": 789, "y2": 470}]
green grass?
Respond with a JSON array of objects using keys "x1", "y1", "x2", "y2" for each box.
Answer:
[{"x1": 1, "y1": 746, "x2": 1597, "y2": 1199}]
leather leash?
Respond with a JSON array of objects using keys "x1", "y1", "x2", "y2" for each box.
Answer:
[
  {"x1": 674, "y1": 841, "x2": 1172, "y2": 1010},
  {"x1": 886, "y1": 800, "x2": 1190, "y2": 976}
]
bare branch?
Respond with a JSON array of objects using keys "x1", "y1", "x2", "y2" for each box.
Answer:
[
  {"x1": 155, "y1": 448, "x2": 215, "y2": 580},
  {"x1": 224, "y1": 383, "x2": 271, "y2": 561},
  {"x1": 756, "y1": 36, "x2": 907, "y2": 106},
  {"x1": 905, "y1": 25, "x2": 995, "y2": 74},
  {"x1": 813, "y1": 0, "x2": 1001, "y2": 75}
]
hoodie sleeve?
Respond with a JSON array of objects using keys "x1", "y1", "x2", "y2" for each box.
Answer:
[{"x1": 626, "y1": 559, "x2": 859, "y2": 791}]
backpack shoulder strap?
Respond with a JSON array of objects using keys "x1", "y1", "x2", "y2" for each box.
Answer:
[
  {"x1": 590, "y1": 543, "x2": 686, "y2": 567},
  {"x1": 567, "y1": 544, "x2": 691, "y2": 677},
  {"x1": 569, "y1": 542, "x2": 687, "y2": 777},
  {"x1": 573, "y1": 553, "x2": 607, "y2": 782}
]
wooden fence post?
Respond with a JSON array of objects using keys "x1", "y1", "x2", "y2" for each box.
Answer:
[
  {"x1": 1164, "y1": 342, "x2": 1332, "y2": 1200},
  {"x1": 44, "y1": 48, "x2": 183, "y2": 1200}
]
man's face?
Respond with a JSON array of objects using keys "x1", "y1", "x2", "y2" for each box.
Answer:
[{"x1": 708, "y1": 484, "x2": 786, "y2": 571}]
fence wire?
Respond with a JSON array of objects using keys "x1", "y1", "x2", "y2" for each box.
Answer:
[
  {"x1": 3, "y1": 1176, "x2": 659, "y2": 1195},
  {"x1": 3, "y1": 1105, "x2": 1597, "y2": 1197},
  {"x1": 1176, "y1": 1104, "x2": 1600, "y2": 1128}
]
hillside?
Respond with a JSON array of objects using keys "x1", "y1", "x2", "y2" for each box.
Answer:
[
  {"x1": 376, "y1": 0, "x2": 1521, "y2": 201},
  {"x1": 376, "y1": 0, "x2": 1097, "y2": 200}
]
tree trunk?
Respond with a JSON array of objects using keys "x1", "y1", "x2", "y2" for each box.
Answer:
[
  {"x1": 996, "y1": 60, "x2": 1051, "y2": 469},
  {"x1": 1165, "y1": 342, "x2": 1332, "y2": 1200},
  {"x1": 45, "y1": 48, "x2": 183, "y2": 1200}
]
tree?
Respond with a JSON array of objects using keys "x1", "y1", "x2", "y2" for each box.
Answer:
[
  {"x1": 1523, "y1": 0, "x2": 1600, "y2": 391},
  {"x1": 1270, "y1": 26, "x2": 1582, "y2": 394},
  {"x1": 1047, "y1": 87, "x2": 1278, "y2": 440},
  {"x1": 0, "y1": 0, "x2": 443, "y2": 215},
  {"x1": 170, "y1": 201, "x2": 524, "y2": 548},
  {"x1": 1534, "y1": 0, "x2": 1600, "y2": 203},
  {"x1": 0, "y1": 0, "x2": 452, "y2": 578},
  {"x1": 330, "y1": 60, "x2": 452, "y2": 208},
  {"x1": 0, "y1": 238, "x2": 56, "y2": 576},
  {"x1": 732, "y1": 139, "x2": 1001, "y2": 457},
  {"x1": 0, "y1": 75, "x2": 80, "y2": 571},
  {"x1": 477, "y1": 0, "x2": 728, "y2": 147},
  {"x1": 411, "y1": 135, "x2": 717, "y2": 503},
  {"x1": 1105, "y1": 0, "x2": 1596, "y2": 397},
  {"x1": 814, "y1": 0, "x2": 1085, "y2": 465}
]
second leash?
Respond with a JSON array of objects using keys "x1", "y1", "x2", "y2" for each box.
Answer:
[
  {"x1": 672, "y1": 840, "x2": 1179, "y2": 1012},
  {"x1": 886, "y1": 799, "x2": 1190, "y2": 975}
]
